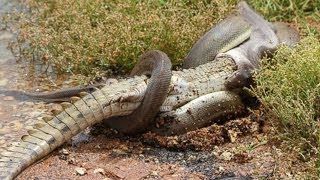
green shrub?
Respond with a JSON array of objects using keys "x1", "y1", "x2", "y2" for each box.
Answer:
[
  {"x1": 17, "y1": 0, "x2": 318, "y2": 78},
  {"x1": 18, "y1": 0, "x2": 240, "y2": 77},
  {"x1": 254, "y1": 37, "x2": 320, "y2": 171},
  {"x1": 11, "y1": 0, "x2": 320, "y2": 176}
]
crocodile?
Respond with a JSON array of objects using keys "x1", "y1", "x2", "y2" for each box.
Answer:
[{"x1": 0, "y1": 1, "x2": 299, "y2": 179}]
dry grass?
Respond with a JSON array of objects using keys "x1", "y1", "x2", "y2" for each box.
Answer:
[
  {"x1": 7, "y1": 0, "x2": 320, "y2": 177},
  {"x1": 17, "y1": 0, "x2": 239, "y2": 77},
  {"x1": 254, "y1": 37, "x2": 320, "y2": 176}
]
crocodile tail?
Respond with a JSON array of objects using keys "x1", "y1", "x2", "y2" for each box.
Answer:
[
  {"x1": 0, "y1": 74, "x2": 147, "y2": 179},
  {"x1": 0, "y1": 88, "x2": 108, "y2": 179}
]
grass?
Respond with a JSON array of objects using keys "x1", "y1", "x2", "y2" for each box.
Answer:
[
  {"x1": 7, "y1": 0, "x2": 320, "y2": 177},
  {"x1": 15, "y1": 0, "x2": 319, "y2": 78},
  {"x1": 253, "y1": 38, "x2": 320, "y2": 176},
  {"x1": 16, "y1": 0, "x2": 238, "y2": 78}
]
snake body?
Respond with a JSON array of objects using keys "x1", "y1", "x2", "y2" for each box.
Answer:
[
  {"x1": 183, "y1": 14, "x2": 252, "y2": 69},
  {"x1": 105, "y1": 50, "x2": 172, "y2": 134},
  {"x1": 152, "y1": 1, "x2": 300, "y2": 135},
  {"x1": 272, "y1": 22, "x2": 300, "y2": 47},
  {"x1": 0, "y1": 1, "x2": 299, "y2": 135},
  {"x1": 0, "y1": 2, "x2": 302, "y2": 179}
]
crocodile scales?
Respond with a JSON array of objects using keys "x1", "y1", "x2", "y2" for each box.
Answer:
[
  {"x1": 0, "y1": 1, "x2": 300, "y2": 179},
  {"x1": 0, "y1": 56, "x2": 239, "y2": 179}
]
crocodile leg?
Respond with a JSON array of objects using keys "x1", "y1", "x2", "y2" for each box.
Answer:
[
  {"x1": 153, "y1": 1, "x2": 301, "y2": 135},
  {"x1": 0, "y1": 2, "x2": 301, "y2": 179},
  {"x1": 0, "y1": 49, "x2": 239, "y2": 179}
]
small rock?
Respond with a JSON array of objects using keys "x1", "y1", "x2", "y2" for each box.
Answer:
[
  {"x1": 61, "y1": 148, "x2": 70, "y2": 155},
  {"x1": 0, "y1": 79, "x2": 8, "y2": 86},
  {"x1": 112, "y1": 149, "x2": 127, "y2": 155},
  {"x1": 75, "y1": 167, "x2": 87, "y2": 176},
  {"x1": 228, "y1": 130, "x2": 238, "y2": 143},
  {"x1": 218, "y1": 166, "x2": 225, "y2": 172},
  {"x1": 220, "y1": 151, "x2": 233, "y2": 161},
  {"x1": 29, "y1": 111, "x2": 42, "y2": 118},
  {"x1": 3, "y1": 96, "x2": 15, "y2": 101},
  {"x1": 93, "y1": 168, "x2": 105, "y2": 175},
  {"x1": 150, "y1": 171, "x2": 158, "y2": 176},
  {"x1": 154, "y1": 158, "x2": 159, "y2": 164},
  {"x1": 10, "y1": 120, "x2": 23, "y2": 131},
  {"x1": 24, "y1": 102, "x2": 34, "y2": 106},
  {"x1": 0, "y1": 139, "x2": 6, "y2": 146},
  {"x1": 68, "y1": 157, "x2": 76, "y2": 165}
]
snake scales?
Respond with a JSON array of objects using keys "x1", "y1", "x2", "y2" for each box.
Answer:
[
  {"x1": 0, "y1": 1, "x2": 299, "y2": 134},
  {"x1": 0, "y1": 2, "x2": 301, "y2": 179}
]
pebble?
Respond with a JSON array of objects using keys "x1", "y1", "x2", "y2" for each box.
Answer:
[
  {"x1": 10, "y1": 120, "x2": 23, "y2": 131},
  {"x1": 25, "y1": 102, "x2": 35, "y2": 106},
  {"x1": 68, "y1": 157, "x2": 76, "y2": 164},
  {"x1": 61, "y1": 148, "x2": 70, "y2": 155},
  {"x1": 29, "y1": 111, "x2": 42, "y2": 118},
  {"x1": 150, "y1": 171, "x2": 159, "y2": 176},
  {"x1": 3, "y1": 96, "x2": 14, "y2": 101},
  {"x1": 93, "y1": 168, "x2": 105, "y2": 175},
  {"x1": 75, "y1": 167, "x2": 87, "y2": 176},
  {"x1": 0, "y1": 78, "x2": 7, "y2": 86},
  {"x1": 0, "y1": 127, "x2": 10, "y2": 135},
  {"x1": 220, "y1": 151, "x2": 233, "y2": 161},
  {"x1": 228, "y1": 130, "x2": 238, "y2": 143},
  {"x1": 112, "y1": 149, "x2": 127, "y2": 155},
  {"x1": 154, "y1": 158, "x2": 159, "y2": 164}
]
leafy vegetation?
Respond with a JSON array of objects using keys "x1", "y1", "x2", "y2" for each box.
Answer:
[
  {"x1": 15, "y1": 0, "x2": 319, "y2": 77},
  {"x1": 254, "y1": 38, "x2": 320, "y2": 175},
  {"x1": 11, "y1": 0, "x2": 320, "y2": 177},
  {"x1": 17, "y1": 0, "x2": 239, "y2": 77}
]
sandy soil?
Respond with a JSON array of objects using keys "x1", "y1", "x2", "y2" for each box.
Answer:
[
  {"x1": 15, "y1": 108, "x2": 308, "y2": 179},
  {"x1": 0, "y1": 1, "x2": 313, "y2": 179}
]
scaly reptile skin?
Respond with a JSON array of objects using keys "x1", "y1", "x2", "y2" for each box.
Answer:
[
  {"x1": 0, "y1": 1, "x2": 300, "y2": 179},
  {"x1": 105, "y1": 50, "x2": 172, "y2": 134},
  {"x1": 0, "y1": 85, "x2": 102, "y2": 102},
  {"x1": 153, "y1": 1, "x2": 300, "y2": 135},
  {"x1": 0, "y1": 53, "x2": 237, "y2": 180},
  {"x1": 183, "y1": 14, "x2": 251, "y2": 69}
]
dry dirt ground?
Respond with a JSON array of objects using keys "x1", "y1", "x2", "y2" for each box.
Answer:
[
  {"x1": 13, "y1": 107, "x2": 309, "y2": 180},
  {"x1": 1, "y1": 1, "x2": 318, "y2": 179},
  {"x1": 0, "y1": 21, "x2": 312, "y2": 180}
]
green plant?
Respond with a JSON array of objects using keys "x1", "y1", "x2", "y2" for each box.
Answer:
[
  {"x1": 17, "y1": 0, "x2": 240, "y2": 77},
  {"x1": 254, "y1": 37, "x2": 320, "y2": 174}
]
